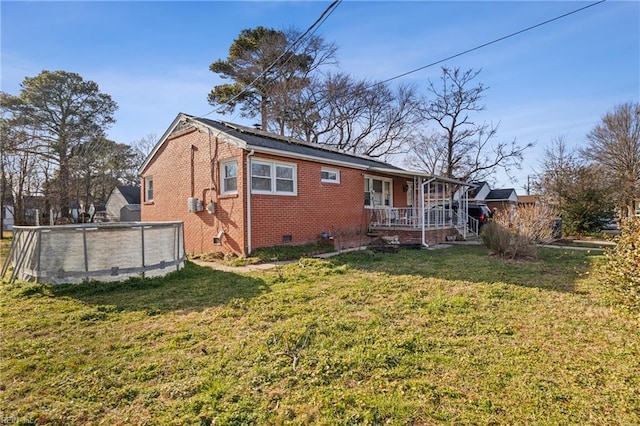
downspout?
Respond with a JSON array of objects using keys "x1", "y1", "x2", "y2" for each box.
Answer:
[
  {"x1": 208, "y1": 129, "x2": 214, "y2": 206},
  {"x1": 245, "y1": 149, "x2": 255, "y2": 255}
]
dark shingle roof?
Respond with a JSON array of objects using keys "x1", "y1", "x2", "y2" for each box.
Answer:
[
  {"x1": 117, "y1": 185, "x2": 141, "y2": 204},
  {"x1": 486, "y1": 188, "x2": 516, "y2": 200},
  {"x1": 468, "y1": 181, "x2": 488, "y2": 198},
  {"x1": 192, "y1": 117, "x2": 404, "y2": 171}
]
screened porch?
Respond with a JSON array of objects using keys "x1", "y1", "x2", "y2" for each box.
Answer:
[{"x1": 367, "y1": 175, "x2": 477, "y2": 243}]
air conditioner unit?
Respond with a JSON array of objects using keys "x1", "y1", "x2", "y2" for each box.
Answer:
[{"x1": 187, "y1": 197, "x2": 203, "y2": 212}]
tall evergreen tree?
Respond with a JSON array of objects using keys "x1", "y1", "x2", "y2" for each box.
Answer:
[{"x1": 1, "y1": 70, "x2": 117, "y2": 218}]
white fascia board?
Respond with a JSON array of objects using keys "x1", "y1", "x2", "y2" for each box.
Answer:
[
  {"x1": 387, "y1": 169, "x2": 474, "y2": 186},
  {"x1": 368, "y1": 167, "x2": 415, "y2": 177},
  {"x1": 138, "y1": 113, "x2": 186, "y2": 175},
  {"x1": 138, "y1": 114, "x2": 248, "y2": 176},
  {"x1": 183, "y1": 117, "x2": 247, "y2": 149},
  {"x1": 247, "y1": 145, "x2": 369, "y2": 170}
]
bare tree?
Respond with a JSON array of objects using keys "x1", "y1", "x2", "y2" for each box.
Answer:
[
  {"x1": 412, "y1": 67, "x2": 531, "y2": 180},
  {"x1": 582, "y1": 102, "x2": 640, "y2": 218},
  {"x1": 536, "y1": 137, "x2": 615, "y2": 233},
  {"x1": 535, "y1": 137, "x2": 581, "y2": 213},
  {"x1": 287, "y1": 73, "x2": 421, "y2": 158},
  {"x1": 0, "y1": 117, "x2": 47, "y2": 226},
  {"x1": 131, "y1": 133, "x2": 157, "y2": 160},
  {"x1": 405, "y1": 130, "x2": 447, "y2": 176}
]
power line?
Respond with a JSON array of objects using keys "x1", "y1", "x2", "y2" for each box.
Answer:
[
  {"x1": 370, "y1": 0, "x2": 607, "y2": 88},
  {"x1": 199, "y1": 0, "x2": 342, "y2": 119}
]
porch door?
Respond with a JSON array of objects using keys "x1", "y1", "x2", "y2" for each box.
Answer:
[{"x1": 364, "y1": 176, "x2": 392, "y2": 207}]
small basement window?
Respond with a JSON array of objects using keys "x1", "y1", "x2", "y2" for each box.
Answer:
[{"x1": 282, "y1": 235, "x2": 293, "y2": 244}]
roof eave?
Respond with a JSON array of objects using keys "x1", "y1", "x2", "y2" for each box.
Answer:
[{"x1": 138, "y1": 113, "x2": 188, "y2": 176}]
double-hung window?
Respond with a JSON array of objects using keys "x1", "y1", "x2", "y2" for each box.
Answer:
[
  {"x1": 144, "y1": 176, "x2": 154, "y2": 202},
  {"x1": 251, "y1": 159, "x2": 297, "y2": 195},
  {"x1": 220, "y1": 160, "x2": 238, "y2": 194}
]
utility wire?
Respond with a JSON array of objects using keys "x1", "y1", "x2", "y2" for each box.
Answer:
[
  {"x1": 199, "y1": 0, "x2": 342, "y2": 119},
  {"x1": 222, "y1": 0, "x2": 341, "y2": 124},
  {"x1": 369, "y1": 0, "x2": 607, "y2": 88}
]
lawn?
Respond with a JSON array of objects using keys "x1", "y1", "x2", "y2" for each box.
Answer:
[{"x1": 1, "y1": 244, "x2": 639, "y2": 425}]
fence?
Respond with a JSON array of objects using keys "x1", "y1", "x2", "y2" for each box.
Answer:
[{"x1": 2, "y1": 222, "x2": 185, "y2": 285}]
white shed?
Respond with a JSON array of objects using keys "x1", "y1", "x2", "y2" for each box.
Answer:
[{"x1": 105, "y1": 186, "x2": 141, "y2": 222}]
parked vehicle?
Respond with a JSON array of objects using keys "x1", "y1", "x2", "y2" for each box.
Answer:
[
  {"x1": 428, "y1": 202, "x2": 493, "y2": 233},
  {"x1": 467, "y1": 203, "x2": 493, "y2": 230}
]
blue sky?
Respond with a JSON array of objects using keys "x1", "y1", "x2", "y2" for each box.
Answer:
[{"x1": 2, "y1": 1, "x2": 638, "y2": 192}]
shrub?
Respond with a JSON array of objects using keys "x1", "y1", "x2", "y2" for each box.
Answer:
[
  {"x1": 601, "y1": 218, "x2": 640, "y2": 312},
  {"x1": 479, "y1": 221, "x2": 512, "y2": 257},
  {"x1": 480, "y1": 205, "x2": 557, "y2": 259}
]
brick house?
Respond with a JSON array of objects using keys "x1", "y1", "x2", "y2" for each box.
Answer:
[{"x1": 139, "y1": 114, "x2": 474, "y2": 256}]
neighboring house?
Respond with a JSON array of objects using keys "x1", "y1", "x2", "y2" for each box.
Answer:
[
  {"x1": 470, "y1": 182, "x2": 518, "y2": 214},
  {"x1": 105, "y1": 185, "x2": 141, "y2": 222},
  {"x1": 139, "y1": 114, "x2": 474, "y2": 256},
  {"x1": 484, "y1": 188, "x2": 519, "y2": 213},
  {"x1": 468, "y1": 181, "x2": 491, "y2": 202}
]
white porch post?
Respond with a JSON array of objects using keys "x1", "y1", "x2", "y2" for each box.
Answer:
[
  {"x1": 462, "y1": 185, "x2": 469, "y2": 240},
  {"x1": 421, "y1": 177, "x2": 437, "y2": 247}
]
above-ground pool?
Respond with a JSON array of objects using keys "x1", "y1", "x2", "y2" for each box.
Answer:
[{"x1": 3, "y1": 222, "x2": 186, "y2": 285}]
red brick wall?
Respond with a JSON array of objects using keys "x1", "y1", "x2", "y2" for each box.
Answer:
[
  {"x1": 141, "y1": 125, "x2": 415, "y2": 256},
  {"x1": 249, "y1": 153, "x2": 370, "y2": 250},
  {"x1": 140, "y1": 128, "x2": 246, "y2": 255}
]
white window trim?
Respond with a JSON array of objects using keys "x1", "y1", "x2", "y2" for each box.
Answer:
[
  {"x1": 321, "y1": 167, "x2": 340, "y2": 184},
  {"x1": 144, "y1": 176, "x2": 154, "y2": 202},
  {"x1": 364, "y1": 175, "x2": 393, "y2": 208},
  {"x1": 220, "y1": 159, "x2": 238, "y2": 194},
  {"x1": 251, "y1": 159, "x2": 297, "y2": 196}
]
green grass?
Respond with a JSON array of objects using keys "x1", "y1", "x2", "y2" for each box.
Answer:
[{"x1": 1, "y1": 245, "x2": 639, "y2": 425}]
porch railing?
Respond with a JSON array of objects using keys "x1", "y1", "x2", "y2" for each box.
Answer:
[
  {"x1": 367, "y1": 207, "x2": 420, "y2": 228},
  {"x1": 367, "y1": 206, "x2": 476, "y2": 234}
]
